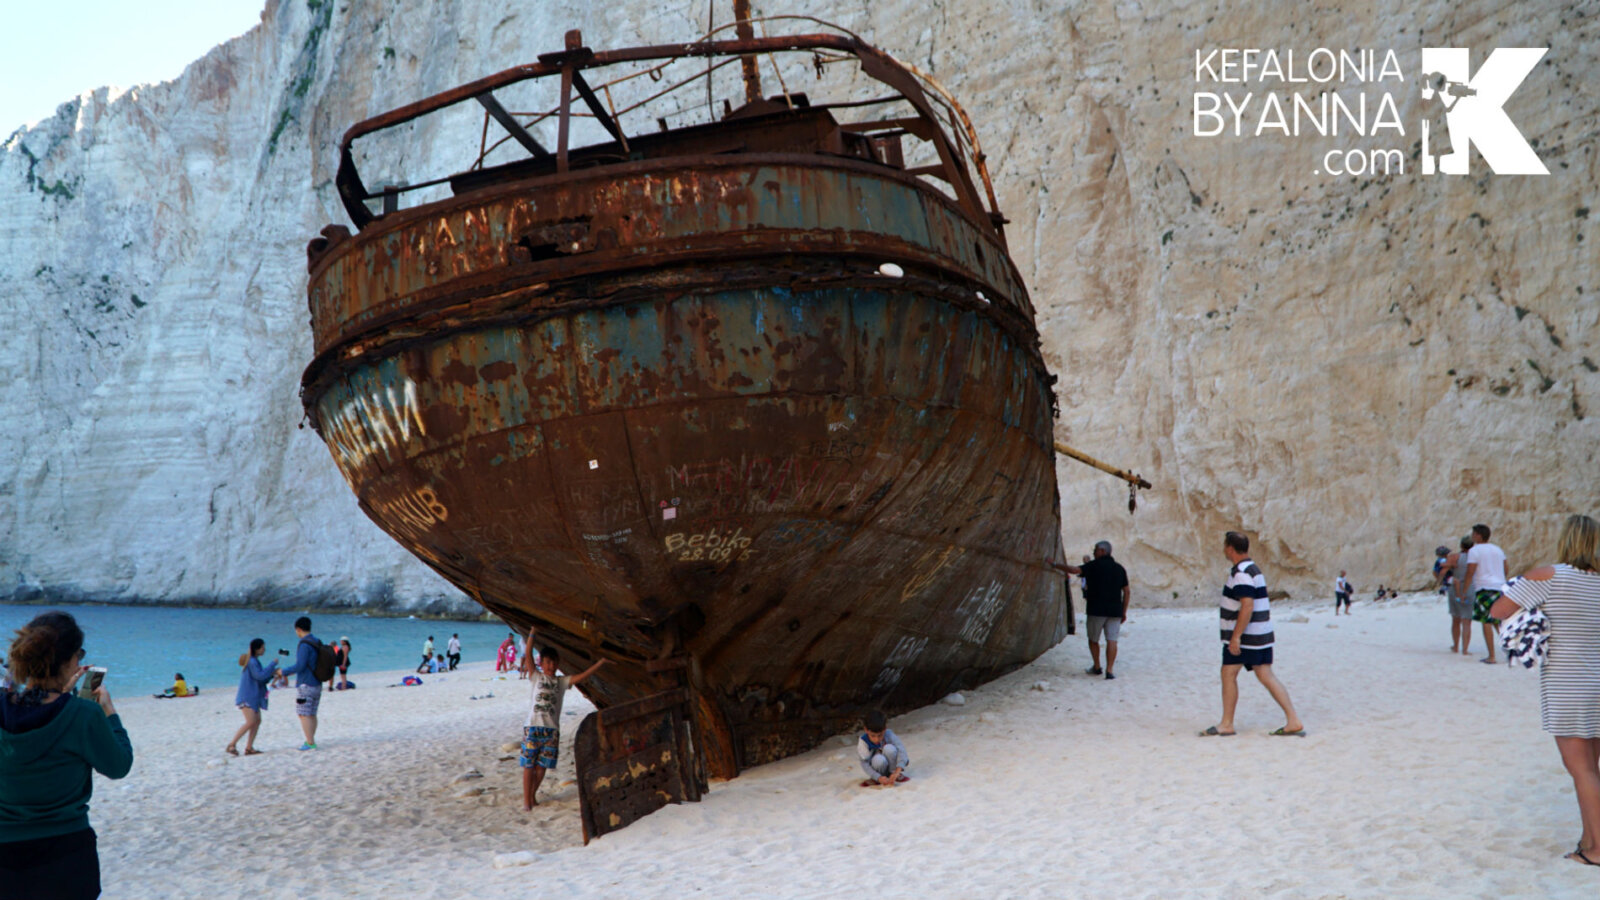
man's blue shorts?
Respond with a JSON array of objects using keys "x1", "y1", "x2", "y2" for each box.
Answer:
[
  {"x1": 1222, "y1": 646, "x2": 1273, "y2": 671},
  {"x1": 520, "y1": 726, "x2": 559, "y2": 769}
]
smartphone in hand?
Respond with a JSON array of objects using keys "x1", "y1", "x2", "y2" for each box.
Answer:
[{"x1": 76, "y1": 667, "x2": 106, "y2": 699}]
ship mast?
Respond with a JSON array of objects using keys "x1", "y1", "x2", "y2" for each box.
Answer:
[{"x1": 732, "y1": 0, "x2": 763, "y2": 104}]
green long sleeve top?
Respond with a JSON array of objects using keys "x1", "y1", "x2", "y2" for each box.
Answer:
[{"x1": 0, "y1": 693, "x2": 134, "y2": 842}]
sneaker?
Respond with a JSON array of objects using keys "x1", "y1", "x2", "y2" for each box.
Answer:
[
  {"x1": 297, "y1": 742, "x2": 318, "y2": 751},
  {"x1": 1105, "y1": 672, "x2": 1116, "y2": 680}
]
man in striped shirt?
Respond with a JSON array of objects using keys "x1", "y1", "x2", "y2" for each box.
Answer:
[{"x1": 1201, "y1": 531, "x2": 1306, "y2": 737}]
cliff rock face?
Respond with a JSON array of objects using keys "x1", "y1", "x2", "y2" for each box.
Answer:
[{"x1": 2, "y1": 0, "x2": 1595, "y2": 610}]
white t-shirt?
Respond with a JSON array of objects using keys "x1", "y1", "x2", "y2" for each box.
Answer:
[
  {"x1": 447, "y1": 637, "x2": 460, "y2": 654},
  {"x1": 526, "y1": 672, "x2": 572, "y2": 729},
  {"x1": 1466, "y1": 542, "x2": 1508, "y2": 592}
]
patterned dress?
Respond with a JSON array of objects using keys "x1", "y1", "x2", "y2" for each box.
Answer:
[{"x1": 1507, "y1": 565, "x2": 1600, "y2": 737}]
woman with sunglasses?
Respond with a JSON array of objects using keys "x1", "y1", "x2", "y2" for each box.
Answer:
[{"x1": 0, "y1": 611, "x2": 134, "y2": 899}]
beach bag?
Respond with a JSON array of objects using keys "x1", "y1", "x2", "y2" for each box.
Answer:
[{"x1": 1499, "y1": 607, "x2": 1548, "y2": 669}]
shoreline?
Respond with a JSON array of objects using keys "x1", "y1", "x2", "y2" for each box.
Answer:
[
  {"x1": 5, "y1": 581, "x2": 1444, "y2": 620},
  {"x1": 112, "y1": 656, "x2": 526, "y2": 706},
  {"x1": 0, "y1": 595, "x2": 500, "y2": 622}
]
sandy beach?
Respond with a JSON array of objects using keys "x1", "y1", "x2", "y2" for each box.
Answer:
[{"x1": 89, "y1": 594, "x2": 1596, "y2": 899}]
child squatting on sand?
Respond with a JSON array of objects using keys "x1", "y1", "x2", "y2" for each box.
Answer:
[
  {"x1": 519, "y1": 634, "x2": 606, "y2": 809},
  {"x1": 857, "y1": 709, "x2": 910, "y2": 786}
]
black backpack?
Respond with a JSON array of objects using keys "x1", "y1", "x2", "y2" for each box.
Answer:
[{"x1": 303, "y1": 638, "x2": 339, "y2": 683}]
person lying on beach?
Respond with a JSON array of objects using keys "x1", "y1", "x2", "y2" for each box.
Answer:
[
  {"x1": 857, "y1": 709, "x2": 910, "y2": 786},
  {"x1": 520, "y1": 639, "x2": 607, "y2": 809}
]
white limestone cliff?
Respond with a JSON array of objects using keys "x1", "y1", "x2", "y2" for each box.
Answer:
[{"x1": 1, "y1": 0, "x2": 1595, "y2": 611}]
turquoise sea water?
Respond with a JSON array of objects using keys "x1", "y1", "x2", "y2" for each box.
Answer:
[{"x1": 0, "y1": 604, "x2": 520, "y2": 696}]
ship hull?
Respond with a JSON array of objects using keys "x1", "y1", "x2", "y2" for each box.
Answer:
[{"x1": 304, "y1": 156, "x2": 1065, "y2": 774}]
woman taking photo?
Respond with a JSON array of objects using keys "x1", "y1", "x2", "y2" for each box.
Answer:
[
  {"x1": 0, "y1": 611, "x2": 134, "y2": 899},
  {"x1": 1492, "y1": 514, "x2": 1600, "y2": 866},
  {"x1": 227, "y1": 638, "x2": 279, "y2": 756}
]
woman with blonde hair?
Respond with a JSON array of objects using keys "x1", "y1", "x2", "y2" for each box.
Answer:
[
  {"x1": 0, "y1": 611, "x2": 134, "y2": 899},
  {"x1": 1492, "y1": 514, "x2": 1600, "y2": 866}
]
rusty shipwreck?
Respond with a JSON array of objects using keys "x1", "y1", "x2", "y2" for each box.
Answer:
[{"x1": 300, "y1": 22, "x2": 1069, "y2": 792}]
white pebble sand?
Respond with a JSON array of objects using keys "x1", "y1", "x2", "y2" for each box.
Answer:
[{"x1": 91, "y1": 595, "x2": 1596, "y2": 898}]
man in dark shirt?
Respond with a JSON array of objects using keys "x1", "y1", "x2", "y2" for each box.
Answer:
[{"x1": 1051, "y1": 540, "x2": 1130, "y2": 679}]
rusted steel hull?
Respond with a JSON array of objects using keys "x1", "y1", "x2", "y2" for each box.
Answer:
[{"x1": 303, "y1": 155, "x2": 1064, "y2": 776}]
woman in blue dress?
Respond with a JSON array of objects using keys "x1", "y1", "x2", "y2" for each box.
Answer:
[{"x1": 226, "y1": 638, "x2": 278, "y2": 756}]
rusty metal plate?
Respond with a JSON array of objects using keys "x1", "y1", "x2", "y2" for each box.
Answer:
[{"x1": 575, "y1": 688, "x2": 704, "y2": 842}]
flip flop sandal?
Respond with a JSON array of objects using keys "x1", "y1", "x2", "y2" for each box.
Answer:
[
  {"x1": 1199, "y1": 726, "x2": 1236, "y2": 737},
  {"x1": 244, "y1": 748, "x2": 264, "y2": 756},
  {"x1": 1567, "y1": 848, "x2": 1600, "y2": 867},
  {"x1": 1268, "y1": 727, "x2": 1308, "y2": 737},
  {"x1": 224, "y1": 747, "x2": 239, "y2": 757}
]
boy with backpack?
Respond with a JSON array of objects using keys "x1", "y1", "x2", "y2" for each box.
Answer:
[{"x1": 281, "y1": 616, "x2": 338, "y2": 751}]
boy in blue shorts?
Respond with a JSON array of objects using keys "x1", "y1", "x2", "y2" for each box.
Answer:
[{"x1": 519, "y1": 635, "x2": 606, "y2": 809}]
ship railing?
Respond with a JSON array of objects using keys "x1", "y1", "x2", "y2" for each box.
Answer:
[{"x1": 333, "y1": 24, "x2": 1008, "y2": 246}]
